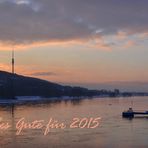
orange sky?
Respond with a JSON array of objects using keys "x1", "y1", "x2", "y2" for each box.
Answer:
[{"x1": 0, "y1": 0, "x2": 148, "y2": 91}]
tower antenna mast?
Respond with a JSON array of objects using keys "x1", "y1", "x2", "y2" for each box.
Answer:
[{"x1": 12, "y1": 48, "x2": 14, "y2": 74}]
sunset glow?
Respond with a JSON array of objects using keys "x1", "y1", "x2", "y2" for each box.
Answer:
[{"x1": 0, "y1": 0, "x2": 148, "y2": 91}]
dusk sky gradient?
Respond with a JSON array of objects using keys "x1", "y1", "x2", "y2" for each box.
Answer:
[{"x1": 0, "y1": 0, "x2": 148, "y2": 91}]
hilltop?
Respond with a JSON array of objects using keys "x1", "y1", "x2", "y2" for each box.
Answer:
[
  {"x1": 0, "y1": 71, "x2": 147, "y2": 99},
  {"x1": 0, "y1": 71, "x2": 100, "y2": 99}
]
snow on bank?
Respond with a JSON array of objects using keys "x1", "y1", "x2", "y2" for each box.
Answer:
[{"x1": 0, "y1": 96, "x2": 87, "y2": 105}]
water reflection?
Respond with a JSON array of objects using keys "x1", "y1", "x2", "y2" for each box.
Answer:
[{"x1": 0, "y1": 96, "x2": 148, "y2": 148}]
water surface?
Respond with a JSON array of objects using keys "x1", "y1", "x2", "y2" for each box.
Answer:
[{"x1": 0, "y1": 96, "x2": 148, "y2": 148}]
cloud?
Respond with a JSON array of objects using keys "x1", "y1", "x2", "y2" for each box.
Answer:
[
  {"x1": 138, "y1": 32, "x2": 148, "y2": 39},
  {"x1": 89, "y1": 37, "x2": 113, "y2": 51},
  {"x1": 123, "y1": 40, "x2": 136, "y2": 48},
  {"x1": 115, "y1": 31, "x2": 128, "y2": 41},
  {"x1": 30, "y1": 71, "x2": 57, "y2": 76},
  {"x1": 0, "y1": 0, "x2": 148, "y2": 45}
]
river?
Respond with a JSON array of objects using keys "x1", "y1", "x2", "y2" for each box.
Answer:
[{"x1": 0, "y1": 96, "x2": 148, "y2": 148}]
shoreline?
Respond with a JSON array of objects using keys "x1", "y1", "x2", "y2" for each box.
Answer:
[{"x1": 0, "y1": 95, "x2": 147, "y2": 105}]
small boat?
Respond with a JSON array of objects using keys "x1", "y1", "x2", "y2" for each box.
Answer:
[
  {"x1": 122, "y1": 108, "x2": 134, "y2": 118},
  {"x1": 122, "y1": 108, "x2": 148, "y2": 118}
]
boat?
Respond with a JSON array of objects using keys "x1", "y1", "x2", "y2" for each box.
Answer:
[{"x1": 122, "y1": 108, "x2": 148, "y2": 118}]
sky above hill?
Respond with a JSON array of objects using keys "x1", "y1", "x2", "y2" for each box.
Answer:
[{"x1": 0, "y1": 0, "x2": 148, "y2": 91}]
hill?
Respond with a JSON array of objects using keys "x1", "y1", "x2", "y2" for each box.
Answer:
[{"x1": 0, "y1": 71, "x2": 100, "y2": 99}]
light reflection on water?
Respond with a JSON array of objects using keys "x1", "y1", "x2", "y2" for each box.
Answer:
[{"x1": 0, "y1": 96, "x2": 148, "y2": 148}]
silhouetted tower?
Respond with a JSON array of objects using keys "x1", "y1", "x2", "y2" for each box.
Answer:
[
  {"x1": 11, "y1": 48, "x2": 15, "y2": 99},
  {"x1": 12, "y1": 49, "x2": 14, "y2": 74}
]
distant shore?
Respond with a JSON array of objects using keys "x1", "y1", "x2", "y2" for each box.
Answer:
[
  {"x1": 1, "y1": 71, "x2": 148, "y2": 101},
  {"x1": 0, "y1": 94, "x2": 148, "y2": 105}
]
